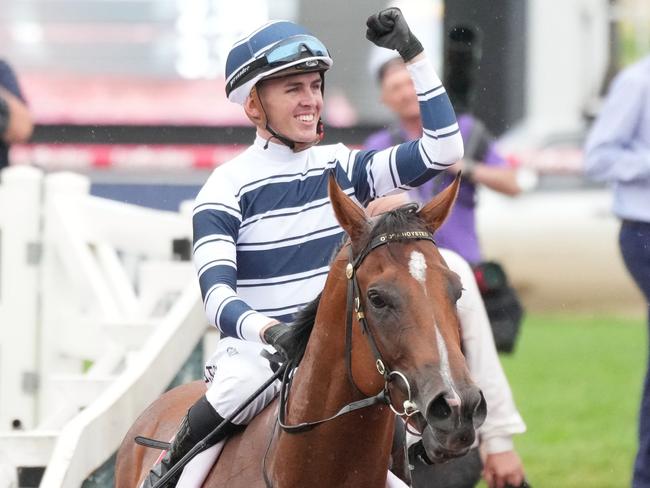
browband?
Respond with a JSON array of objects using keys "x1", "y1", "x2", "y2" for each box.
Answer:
[{"x1": 352, "y1": 230, "x2": 435, "y2": 270}]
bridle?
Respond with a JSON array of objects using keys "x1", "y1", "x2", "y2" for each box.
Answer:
[{"x1": 277, "y1": 229, "x2": 437, "y2": 433}]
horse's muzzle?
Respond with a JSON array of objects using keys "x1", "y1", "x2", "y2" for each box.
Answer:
[{"x1": 420, "y1": 386, "x2": 487, "y2": 460}]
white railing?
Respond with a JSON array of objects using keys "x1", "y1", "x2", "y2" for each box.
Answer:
[{"x1": 0, "y1": 166, "x2": 210, "y2": 487}]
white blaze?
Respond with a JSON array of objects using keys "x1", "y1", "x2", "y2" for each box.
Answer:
[
  {"x1": 435, "y1": 328, "x2": 462, "y2": 407},
  {"x1": 409, "y1": 250, "x2": 461, "y2": 405},
  {"x1": 409, "y1": 251, "x2": 427, "y2": 287}
]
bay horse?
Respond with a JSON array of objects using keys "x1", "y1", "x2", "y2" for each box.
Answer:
[{"x1": 116, "y1": 174, "x2": 487, "y2": 487}]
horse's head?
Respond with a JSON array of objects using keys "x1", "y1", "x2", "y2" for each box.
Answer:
[{"x1": 328, "y1": 174, "x2": 487, "y2": 463}]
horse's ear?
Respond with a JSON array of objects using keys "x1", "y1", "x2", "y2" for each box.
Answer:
[
  {"x1": 328, "y1": 172, "x2": 370, "y2": 245},
  {"x1": 417, "y1": 173, "x2": 461, "y2": 232}
]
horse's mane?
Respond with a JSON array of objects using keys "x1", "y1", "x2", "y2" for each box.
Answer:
[{"x1": 286, "y1": 202, "x2": 428, "y2": 363}]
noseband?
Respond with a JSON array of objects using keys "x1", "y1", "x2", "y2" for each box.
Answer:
[{"x1": 278, "y1": 229, "x2": 436, "y2": 433}]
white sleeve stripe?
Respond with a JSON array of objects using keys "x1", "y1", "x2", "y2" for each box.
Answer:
[
  {"x1": 197, "y1": 259, "x2": 237, "y2": 278},
  {"x1": 203, "y1": 284, "x2": 235, "y2": 311},
  {"x1": 193, "y1": 234, "x2": 235, "y2": 252},
  {"x1": 236, "y1": 310, "x2": 256, "y2": 339},
  {"x1": 417, "y1": 86, "x2": 446, "y2": 101},
  {"x1": 418, "y1": 141, "x2": 456, "y2": 168},
  {"x1": 423, "y1": 122, "x2": 460, "y2": 138},
  {"x1": 193, "y1": 203, "x2": 242, "y2": 220}
]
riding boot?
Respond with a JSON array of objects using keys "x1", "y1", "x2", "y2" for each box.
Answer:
[{"x1": 140, "y1": 395, "x2": 243, "y2": 488}]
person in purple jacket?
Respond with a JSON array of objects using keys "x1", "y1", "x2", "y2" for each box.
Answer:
[{"x1": 365, "y1": 25, "x2": 531, "y2": 265}]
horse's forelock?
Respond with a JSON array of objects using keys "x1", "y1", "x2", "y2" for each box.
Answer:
[{"x1": 368, "y1": 203, "x2": 428, "y2": 242}]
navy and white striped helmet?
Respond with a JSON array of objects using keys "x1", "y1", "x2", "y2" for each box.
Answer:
[{"x1": 225, "y1": 21, "x2": 333, "y2": 105}]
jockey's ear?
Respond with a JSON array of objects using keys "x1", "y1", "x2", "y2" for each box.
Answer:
[
  {"x1": 243, "y1": 87, "x2": 266, "y2": 127},
  {"x1": 328, "y1": 172, "x2": 370, "y2": 250},
  {"x1": 417, "y1": 172, "x2": 461, "y2": 233}
]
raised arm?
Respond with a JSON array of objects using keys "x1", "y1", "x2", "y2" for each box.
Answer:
[{"x1": 346, "y1": 8, "x2": 463, "y2": 205}]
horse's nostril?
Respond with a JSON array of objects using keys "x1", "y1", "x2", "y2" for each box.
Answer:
[
  {"x1": 472, "y1": 390, "x2": 488, "y2": 428},
  {"x1": 427, "y1": 393, "x2": 452, "y2": 421}
]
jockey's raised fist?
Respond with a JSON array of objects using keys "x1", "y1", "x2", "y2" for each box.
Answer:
[{"x1": 365, "y1": 7, "x2": 423, "y2": 62}]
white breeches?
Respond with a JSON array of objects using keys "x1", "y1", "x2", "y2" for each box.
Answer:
[{"x1": 203, "y1": 336, "x2": 280, "y2": 425}]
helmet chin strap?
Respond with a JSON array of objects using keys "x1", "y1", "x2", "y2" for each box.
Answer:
[{"x1": 250, "y1": 87, "x2": 324, "y2": 153}]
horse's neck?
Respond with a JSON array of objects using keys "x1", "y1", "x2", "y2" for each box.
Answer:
[{"x1": 267, "y1": 263, "x2": 394, "y2": 487}]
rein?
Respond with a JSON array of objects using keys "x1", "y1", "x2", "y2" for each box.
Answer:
[{"x1": 277, "y1": 230, "x2": 436, "y2": 433}]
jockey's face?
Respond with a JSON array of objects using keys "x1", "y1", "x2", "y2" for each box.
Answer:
[
  {"x1": 255, "y1": 71, "x2": 323, "y2": 144},
  {"x1": 380, "y1": 62, "x2": 420, "y2": 122}
]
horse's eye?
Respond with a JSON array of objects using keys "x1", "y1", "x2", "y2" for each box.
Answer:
[{"x1": 367, "y1": 289, "x2": 386, "y2": 308}]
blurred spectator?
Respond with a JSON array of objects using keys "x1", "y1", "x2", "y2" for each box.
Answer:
[
  {"x1": 365, "y1": 25, "x2": 534, "y2": 265},
  {"x1": 583, "y1": 54, "x2": 650, "y2": 488},
  {"x1": 0, "y1": 59, "x2": 33, "y2": 171},
  {"x1": 365, "y1": 25, "x2": 529, "y2": 488}
]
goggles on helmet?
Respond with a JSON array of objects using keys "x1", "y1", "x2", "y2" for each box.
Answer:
[{"x1": 226, "y1": 35, "x2": 331, "y2": 99}]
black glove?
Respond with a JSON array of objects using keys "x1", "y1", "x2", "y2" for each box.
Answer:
[
  {"x1": 263, "y1": 322, "x2": 296, "y2": 363},
  {"x1": 366, "y1": 7, "x2": 423, "y2": 62}
]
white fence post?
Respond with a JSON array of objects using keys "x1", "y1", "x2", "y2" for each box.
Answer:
[
  {"x1": 0, "y1": 169, "x2": 204, "y2": 485},
  {"x1": 38, "y1": 172, "x2": 103, "y2": 427},
  {"x1": 0, "y1": 166, "x2": 44, "y2": 431}
]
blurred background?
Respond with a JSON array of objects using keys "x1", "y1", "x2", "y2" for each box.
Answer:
[
  {"x1": 0, "y1": 0, "x2": 649, "y2": 487},
  {"x1": 2, "y1": 0, "x2": 649, "y2": 311}
]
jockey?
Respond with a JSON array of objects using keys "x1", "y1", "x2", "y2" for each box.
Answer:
[{"x1": 141, "y1": 8, "x2": 463, "y2": 487}]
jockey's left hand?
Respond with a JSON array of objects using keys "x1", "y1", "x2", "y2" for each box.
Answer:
[
  {"x1": 482, "y1": 450, "x2": 527, "y2": 488},
  {"x1": 366, "y1": 7, "x2": 423, "y2": 62},
  {"x1": 262, "y1": 322, "x2": 298, "y2": 363}
]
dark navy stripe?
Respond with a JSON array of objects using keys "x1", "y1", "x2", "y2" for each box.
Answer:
[
  {"x1": 240, "y1": 198, "x2": 331, "y2": 230},
  {"x1": 238, "y1": 268, "x2": 329, "y2": 288},
  {"x1": 237, "y1": 232, "x2": 345, "y2": 280},
  {"x1": 393, "y1": 141, "x2": 429, "y2": 186},
  {"x1": 193, "y1": 208, "x2": 240, "y2": 244},
  {"x1": 238, "y1": 225, "x2": 340, "y2": 247},
  {"x1": 219, "y1": 299, "x2": 253, "y2": 338},
  {"x1": 236, "y1": 165, "x2": 333, "y2": 198},
  {"x1": 416, "y1": 84, "x2": 443, "y2": 97},
  {"x1": 420, "y1": 92, "x2": 457, "y2": 130},
  {"x1": 409, "y1": 168, "x2": 441, "y2": 188},
  {"x1": 199, "y1": 264, "x2": 237, "y2": 299},
  {"x1": 194, "y1": 236, "x2": 234, "y2": 253},
  {"x1": 239, "y1": 170, "x2": 352, "y2": 220}
]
